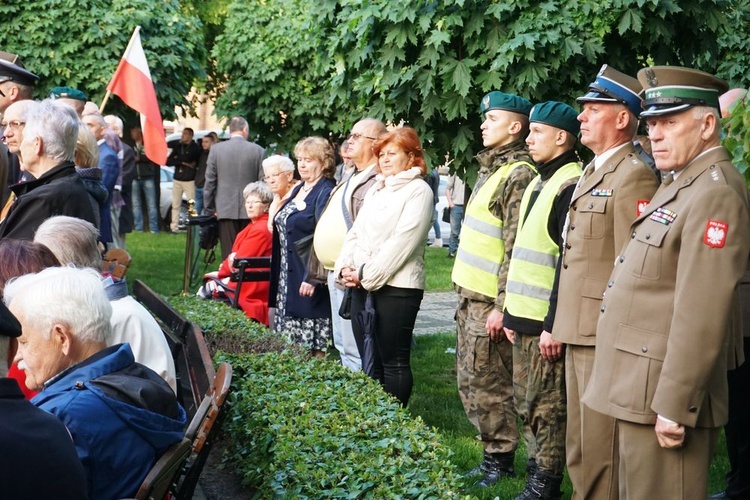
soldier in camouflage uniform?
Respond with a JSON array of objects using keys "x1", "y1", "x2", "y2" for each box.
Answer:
[{"x1": 453, "y1": 91, "x2": 536, "y2": 487}]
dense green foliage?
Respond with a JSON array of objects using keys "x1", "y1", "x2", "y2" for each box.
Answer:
[
  {"x1": 168, "y1": 295, "x2": 300, "y2": 355},
  {"x1": 218, "y1": 351, "x2": 462, "y2": 498},
  {"x1": 723, "y1": 96, "x2": 750, "y2": 185},
  {"x1": 213, "y1": 0, "x2": 739, "y2": 174},
  {"x1": 0, "y1": 0, "x2": 205, "y2": 119}
]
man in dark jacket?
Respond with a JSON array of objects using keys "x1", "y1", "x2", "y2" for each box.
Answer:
[
  {"x1": 0, "y1": 99, "x2": 97, "y2": 239},
  {"x1": 7, "y1": 266, "x2": 186, "y2": 500},
  {"x1": 0, "y1": 298, "x2": 88, "y2": 500}
]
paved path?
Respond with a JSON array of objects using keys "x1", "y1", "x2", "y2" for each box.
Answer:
[{"x1": 414, "y1": 291, "x2": 456, "y2": 335}]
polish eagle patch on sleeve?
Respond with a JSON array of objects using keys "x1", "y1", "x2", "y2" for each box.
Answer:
[
  {"x1": 637, "y1": 199, "x2": 650, "y2": 216},
  {"x1": 704, "y1": 220, "x2": 728, "y2": 248}
]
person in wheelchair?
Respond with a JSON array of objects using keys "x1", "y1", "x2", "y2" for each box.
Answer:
[{"x1": 198, "y1": 181, "x2": 273, "y2": 325}]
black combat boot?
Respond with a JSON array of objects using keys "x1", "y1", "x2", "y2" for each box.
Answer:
[
  {"x1": 514, "y1": 469, "x2": 563, "y2": 500},
  {"x1": 474, "y1": 451, "x2": 516, "y2": 487}
]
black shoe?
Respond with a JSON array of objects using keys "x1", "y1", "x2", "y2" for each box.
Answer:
[
  {"x1": 474, "y1": 451, "x2": 516, "y2": 488},
  {"x1": 515, "y1": 470, "x2": 563, "y2": 500}
]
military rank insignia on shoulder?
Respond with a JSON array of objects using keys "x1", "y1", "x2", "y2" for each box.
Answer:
[
  {"x1": 649, "y1": 207, "x2": 677, "y2": 225},
  {"x1": 591, "y1": 189, "x2": 613, "y2": 197},
  {"x1": 704, "y1": 219, "x2": 728, "y2": 248}
]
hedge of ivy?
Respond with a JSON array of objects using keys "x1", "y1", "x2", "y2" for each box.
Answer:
[{"x1": 169, "y1": 297, "x2": 462, "y2": 498}]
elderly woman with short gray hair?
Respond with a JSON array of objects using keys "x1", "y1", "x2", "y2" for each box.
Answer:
[
  {"x1": 200, "y1": 181, "x2": 274, "y2": 324},
  {"x1": 262, "y1": 154, "x2": 298, "y2": 232}
]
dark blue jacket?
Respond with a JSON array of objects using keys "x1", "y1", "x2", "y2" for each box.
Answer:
[
  {"x1": 270, "y1": 177, "x2": 334, "y2": 318},
  {"x1": 33, "y1": 344, "x2": 186, "y2": 500},
  {"x1": 98, "y1": 141, "x2": 121, "y2": 243},
  {"x1": 0, "y1": 378, "x2": 88, "y2": 499}
]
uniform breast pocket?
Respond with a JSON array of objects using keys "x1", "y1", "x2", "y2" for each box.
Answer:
[
  {"x1": 579, "y1": 196, "x2": 608, "y2": 239},
  {"x1": 628, "y1": 223, "x2": 670, "y2": 280},
  {"x1": 610, "y1": 324, "x2": 667, "y2": 413}
]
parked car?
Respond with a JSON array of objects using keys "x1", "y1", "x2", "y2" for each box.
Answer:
[
  {"x1": 160, "y1": 166, "x2": 189, "y2": 230},
  {"x1": 427, "y1": 174, "x2": 451, "y2": 246}
]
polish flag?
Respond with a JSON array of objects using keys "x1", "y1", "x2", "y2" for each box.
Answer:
[{"x1": 106, "y1": 27, "x2": 167, "y2": 165}]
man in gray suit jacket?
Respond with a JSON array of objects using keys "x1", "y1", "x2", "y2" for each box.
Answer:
[{"x1": 203, "y1": 116, "x2": 265, "y2": 259}]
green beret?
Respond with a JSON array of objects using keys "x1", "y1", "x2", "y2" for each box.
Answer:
[
  {"x1": 529, "y1": 101, "x2": 580, "y2": 136},
  {"x1": 49, "y1": 86, "x2": 87, "y2": 102},
  {"x1": 637, "y1": 66, "x2": 729, "y2": 118},
  {"x1": 480, "y1": 91, "x2": 532, "y2": 116}
]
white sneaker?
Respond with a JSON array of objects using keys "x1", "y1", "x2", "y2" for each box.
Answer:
[{"x1": 430, "y1": 238, "x2": 443, "y2": 248}]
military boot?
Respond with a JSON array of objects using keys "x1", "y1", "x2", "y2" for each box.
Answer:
[
  {"x1": 514, "y1": 469, "x2": 563, "y2": 500},
  {"x1": 475, "y1": 451, "x2": 516, "y2": 488}
]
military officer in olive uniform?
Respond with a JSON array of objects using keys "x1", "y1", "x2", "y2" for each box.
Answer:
[
  {"x1": 453, "y1": 91, "x2": 536, "y2": 487},
  {"x1": 582, "y1": 67, "x2": 750, "y2": 499},
  {"x1": 552, "y1": 65, "x2": 660, "y2": 500},
  {"x1": 503, "y1": 101, "x2": 582, "y2": 500}
]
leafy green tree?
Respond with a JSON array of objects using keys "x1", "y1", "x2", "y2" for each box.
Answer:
[
  {"x1": 214, "y1": 0, "x2": 739, "y2": 180},
  {"x1": 213, "y1": 0, "x2": 339, "y2": 152},
  {"x1": 0, "y1": 0, "x2": 205, "y2": 120}
]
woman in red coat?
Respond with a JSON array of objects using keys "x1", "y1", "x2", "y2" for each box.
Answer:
[{"x1": 200, "y1": 182, "x2": 273, "y2": 324}]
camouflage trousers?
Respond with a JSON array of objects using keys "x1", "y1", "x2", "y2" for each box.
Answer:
[
  {"x1": 456, "y1": 297, "x2": 519, "y2": 454},
  {"x1": 514, "y1": 333, "x2": 566, "y2": 475}
]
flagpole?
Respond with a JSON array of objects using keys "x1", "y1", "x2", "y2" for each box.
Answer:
[{"x1": 100, "y1": 25, "x2": 142, "y2": 113}]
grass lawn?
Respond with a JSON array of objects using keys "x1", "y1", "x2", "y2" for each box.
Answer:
[{"x1": 126, "y1": 230, "x2": 731, "y2": 498}]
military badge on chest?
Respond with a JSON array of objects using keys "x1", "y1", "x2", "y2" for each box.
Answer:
[
  {"x1": 704, "y1": 219, "x2": 728, "y2": 248},
  {"x1": 649, "y1": 207, "x2": 677, "y2": 225}
]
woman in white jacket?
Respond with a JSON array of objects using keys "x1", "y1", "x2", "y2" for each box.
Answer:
[{"x1": 336, "y1": 127, "x2": 433, "y2": 406}]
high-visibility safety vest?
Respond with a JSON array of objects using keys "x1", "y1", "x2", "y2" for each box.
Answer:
[
  {"x1": 452, "y1": 160, "x2": 535, "y2": 298},
  {"x1": 505, "y1": 161, "x2": 581, "y2": 321}
]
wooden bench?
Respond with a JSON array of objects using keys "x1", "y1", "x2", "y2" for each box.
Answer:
[{"x1": 133, "y1": 279, "x2": 215, "y2": 421}]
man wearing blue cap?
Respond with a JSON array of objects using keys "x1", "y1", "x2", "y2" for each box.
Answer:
[
  {"x1": 503, "y1": 101, "x2": 582, "y2": 500},
  {"x1": 553, "y1": 65, "x2": 660, "y2": 500},
  {"x1": 582, "y1": 67, "x2": 750, "y2": 499},
  {"x1": 453, "y1": 91, "x2": 537, "y2": 487}
]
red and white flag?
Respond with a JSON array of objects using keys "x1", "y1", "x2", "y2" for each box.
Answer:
[{"x1": 106, "y1": 27, "x2": 167, "y2": 165}]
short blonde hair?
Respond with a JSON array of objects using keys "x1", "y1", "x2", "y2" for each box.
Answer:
[
  {"x1": 294, "y1": 137, "x2": 335, "y2": 177},
  {"x1": 75, "y1": 122, "x2": 99, "y2": 168}
]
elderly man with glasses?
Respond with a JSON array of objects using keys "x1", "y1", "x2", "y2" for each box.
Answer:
[
  {"x1": 312, "y1": 118, "x2": 387, "y2": 371},
  {"x1": 0, "y1": 52, "x2": 38, "y2": 204},
  {"x1": 0, "y1": 99, "x2": 97, "y2": 239}
]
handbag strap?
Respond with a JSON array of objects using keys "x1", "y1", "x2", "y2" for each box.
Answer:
[{"x1": 340, "y1": 174, "x2": 354, "y2": 230}]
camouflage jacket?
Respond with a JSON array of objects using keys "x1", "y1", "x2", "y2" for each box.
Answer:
[{"x1": 456, "y1": 139, "x2": 536, "y2": 309}]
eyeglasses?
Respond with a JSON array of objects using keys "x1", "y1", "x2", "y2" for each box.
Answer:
[
  {"x1": 0, "y1": 120, "x2": 25, "y2": 131},
  {"x1": 245, "y1": 199, "x2": 267, "y2": 205},
  {"x1": 348, "y1": 132, "x2": 377, "y2": 142},
  {"x1": 265, "y1": 171, "x2": 290, "y2": 179}
]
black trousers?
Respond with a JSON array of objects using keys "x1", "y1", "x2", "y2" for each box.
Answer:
[
  {"x1": 726, "y1": 339, "x2": 750, "y2": 498},
  {"x1": 218, "y1": 219, "x2": 249, "y2": 261},
  {"x1": 350, "y1": 285, "x2": 423, "y2": 406}
]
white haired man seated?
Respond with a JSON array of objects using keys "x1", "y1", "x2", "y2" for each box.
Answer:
[
  {"x1": 34, "y1": 215, "x2": 177, "y2": 392},
  {"x1": 0, "y1": 300, "x2": 88, "y2": 499},
  {"x1": 8, "y1": 266, "x2": 186, "y2": 500}
]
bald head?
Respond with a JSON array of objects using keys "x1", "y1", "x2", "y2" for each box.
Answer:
[{"x1": 720, "y1": 88, "x2": 747, "y2": 118}]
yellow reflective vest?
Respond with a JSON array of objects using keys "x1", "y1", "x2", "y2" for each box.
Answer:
[
  {"x1": 505, "y1": 161, "x2": 581, "y2": 321},
  {"x1": 452, "y1": 160, "x2": 535, "y2": 298}
]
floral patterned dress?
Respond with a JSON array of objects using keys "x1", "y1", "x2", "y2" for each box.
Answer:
[{"x1": 273, "y1": 201, "x2": 332, "y2": 350}]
